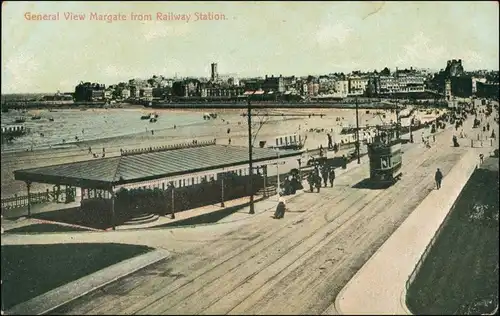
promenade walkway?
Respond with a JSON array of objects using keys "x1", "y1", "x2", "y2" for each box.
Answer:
[
  {"x1": 30, "y1": 122, "x2": 473, "y2": 315},
  {"x1": 332, "y1": 147, "x2": 483, "y2": 315},
  {"x1": 332, "y1": 109, "x2": 497, "y2": 315}
]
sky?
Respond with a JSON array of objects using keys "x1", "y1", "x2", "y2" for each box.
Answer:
[{"x1": 2, "y1": 1, "x2": 499, "y2": 93}]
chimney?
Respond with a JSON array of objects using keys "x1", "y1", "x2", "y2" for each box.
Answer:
[
  {"x1": 280, "y1": 74, "x2": 282, "y2": 77},
  {"x1": 265, "y1": 75, "x2": 268, "y2": 79}
]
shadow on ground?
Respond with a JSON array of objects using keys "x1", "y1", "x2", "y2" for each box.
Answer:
[
  {"x1": 1, "y1": 243, "x2": 154, "y2": 310},
  {"x1": 351, "y1": 178, "x2": 393, "y2": 190},
  {"x1": 5, "y1": 223, "x2": 91, "y2": 234},
  {"x1": 155, "y1": 196, "x2": 266, "y2": 228}
]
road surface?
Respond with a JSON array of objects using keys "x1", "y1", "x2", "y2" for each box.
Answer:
[{"x1": 44, "y1": 122, "x2": 477, "y2": 315}]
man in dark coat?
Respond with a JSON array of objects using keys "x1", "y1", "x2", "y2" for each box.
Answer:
[
  {"x1": 321, "y1": 164, "x2": 329, "y2": 187},
  {"x1": 435, "y1": 168, "x2": 443, "y2": 190},
  {"x1": 314, "y1": 173, "x2": 321, "y2": 193},
  {"x1": 307, "y1": 172, "x2": 315, "y2": 192},
  {"x1": 328, "y1": 167, "x2": 336, "y2": 187}
]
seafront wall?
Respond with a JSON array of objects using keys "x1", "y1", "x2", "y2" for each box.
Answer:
[{"x1": 334, "y1": 148, "x2": 481, "y2": 314}]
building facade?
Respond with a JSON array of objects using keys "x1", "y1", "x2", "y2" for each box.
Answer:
[
  {"x1": 262, "y1": 75, "x2": 285, "y2": 93},
  {"x1": 348, "y1": 76, "x2": 369, "y2": 96},
  {"x1": 334, "y1": 80, "x2": 349, "y2": 98},
  {"x1": 376, "y1": 72, "x2": 425, "y2": 95}
]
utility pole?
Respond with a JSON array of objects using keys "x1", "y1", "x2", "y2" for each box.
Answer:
[
  {"x1": 395, "y1": 99, "x2": 400, "y2": 139},
  {"x1": 355, "y1": 96, "x2": 361, "y2": 164},
  {"x1": 247, "y1": 98, "x2": 255, "y2": 214},
  {"x1": 276, "y1": 150, "x2": 280, "y2": 200}
]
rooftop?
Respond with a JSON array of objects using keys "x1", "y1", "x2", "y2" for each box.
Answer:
[{"x1": 14, "y1": 141, "x2": 302, "y2": 189}]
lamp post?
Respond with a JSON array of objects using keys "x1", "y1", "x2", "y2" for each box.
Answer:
[
  {"x1": 409, "y1": 116, "x2": 414, "y2": 143},
  {"x1": 395, "y1": 99, "x2": 401, "y2": 139},
  {"x1": 276, "y1": 149, "x2": 280, "y2": 199},
  {"x1": 247, "y1": 98, "x2": 255, "y2": 214},
  {"x1": 355, "y1": 96, "x2": 361, "y2": 164}
]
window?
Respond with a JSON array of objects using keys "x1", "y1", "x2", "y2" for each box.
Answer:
[{"x1": 381, "y1": 157, "x2": 389, "y2": 168}]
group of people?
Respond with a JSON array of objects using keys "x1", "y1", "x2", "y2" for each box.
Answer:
[
  {"x1": 306, "y1": 164, "x2": 336, "y2": 192},
  {"x1": 88, "y1": 146, "x2": 106, "y2": 158}
]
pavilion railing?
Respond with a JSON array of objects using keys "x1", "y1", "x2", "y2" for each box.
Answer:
[
  {"x1": 1, "y1": 187, "x2": 76, "y2": 212},
  {"x1": 1, "y1": 191, "x2": 51, "y2": 211},
  {"x1": 120, "y1": 139, "x2": 217, "y2": 156}
]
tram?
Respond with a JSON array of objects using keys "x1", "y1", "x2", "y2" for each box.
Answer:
[{"x1": 367, "y1": 125, "x2": 403, "y2": 185}]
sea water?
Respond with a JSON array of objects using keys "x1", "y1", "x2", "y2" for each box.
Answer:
[{"x1": 1, "y1": 109, "x2": 207, "y2": 153}]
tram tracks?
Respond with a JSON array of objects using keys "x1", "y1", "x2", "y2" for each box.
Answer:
[
  {"x1": 53, "y1": 139, "x2": 469, "y2": 315},
  {"x1": 226, "y1": 149, "x2": 460, "y2": 315},
  {"x1": 138, "y1": 147, "x2": 461, "y2": 314},
  {"x1": 233, "y1": 149, "x2": 466, "y2": 315}
]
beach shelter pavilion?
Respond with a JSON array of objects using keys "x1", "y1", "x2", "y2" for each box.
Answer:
[{"x1": 14, "y1": 140, "x2": 303, "y2": 230}]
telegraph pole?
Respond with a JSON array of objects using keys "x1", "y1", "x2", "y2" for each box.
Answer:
[
  {"x1": 355, "y1": 96, "x2": 361, "y2": 164},
  {"x1": 395, "y1": 99, "x2": 400, "y2": 139},
  {"x1": 247, "y1": 98, "x2": 255, "y2": 214}
]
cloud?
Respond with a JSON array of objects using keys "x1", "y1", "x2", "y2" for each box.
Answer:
[
  {"x1": 460, "y1": 50, "x2": 484, "y2": 69},
  {"x1": 316, "y1": 22, "x2": 353, "y2": 48},
  {"x1": 143, "y1": 23, "x2": 191, "y2": 42},
  {"x1": 3, "y1": 52, "x2": 40, "y2": 90},
  {"x1": 329, "y1": 61, "x2": 361, "y2": 71},
  {"x1": 395, "y1": 32, "x2": 447, "y2": 67}
]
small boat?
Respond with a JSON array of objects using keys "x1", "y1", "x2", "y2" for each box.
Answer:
[
  {"x1": 150, "y1": 118, "x2": 157, "y2": 123},
  {"x1": 141, "y1": 114, "x2": 151, "y2": 120},
  {"x1": 15, "y1": 117, "x2": 26, "y2": 123},
  {"x1": 31, "y1": 115, "x2": 41, "y2": 120},
  {"x1": 49, "y1": 117, "x2": 54, "y2": 122}
]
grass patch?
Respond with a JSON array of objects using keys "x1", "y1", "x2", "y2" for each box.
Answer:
[
  {"x1": 1, "y1": 243, "x2": 153, "y2": 310},
  {"x1": 5, "y1": 223, "x2": 90, "y2": 234},
  {"x1": 406, "y1": 167, "x2": 499, "y2": 315}
]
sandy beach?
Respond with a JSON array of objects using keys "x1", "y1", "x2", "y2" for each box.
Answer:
[{"x1": 1, "y1": 107, "x2": 442, "y2": 198}]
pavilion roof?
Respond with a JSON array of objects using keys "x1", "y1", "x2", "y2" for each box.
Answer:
[{"x1": 14, "y1": 142, "x2": 302, "y2": 189}]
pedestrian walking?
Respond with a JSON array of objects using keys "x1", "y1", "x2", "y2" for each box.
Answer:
[
  {"x1": 435, "y1": 168, "x2": 443, "y2": 190},
  {"x1": 328, "y1": 167, "x2": 336, "y2": 187},
  {"x1": 480, "y1": 153, "x2": 484, "y2": 164},
  {"x1": 321, "y1": 165, "x2": 329, "y2": 187},
  {"x1": 327, "y1": 133, "x2": 333, "y2": 150},
  {"x1": 88, "y1": 146, "x2": 92, "y2": 154}
]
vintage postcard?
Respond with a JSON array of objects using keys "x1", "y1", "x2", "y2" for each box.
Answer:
[{"x1": 1, "y1": 1, "x2": 498, "y2": 315}]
